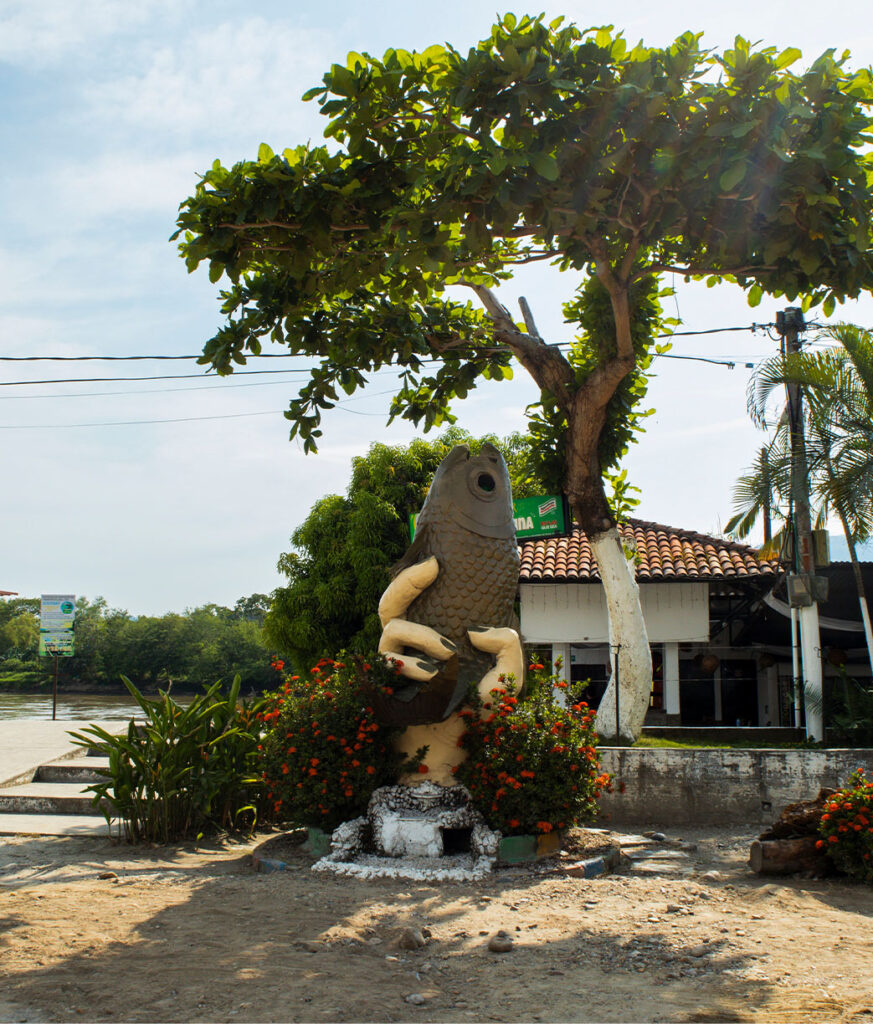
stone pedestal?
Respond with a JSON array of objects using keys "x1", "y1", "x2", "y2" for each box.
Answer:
[{"x1": 313, "y1": 782, "x2": 500, "y2": 881}]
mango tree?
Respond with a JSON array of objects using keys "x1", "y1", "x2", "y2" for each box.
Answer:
[{"x1": 174, "y1": 16, "x2": 873, "y2": 740}]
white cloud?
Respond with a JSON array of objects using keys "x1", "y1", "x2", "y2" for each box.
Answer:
[
  {"x1": 83, "y1": 18, "x2": 331, "y2": 150},
  {"x1": 0, "y1": 0, "x2": 174, "y2": 66}
]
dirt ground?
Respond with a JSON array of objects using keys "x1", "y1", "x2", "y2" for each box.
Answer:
[{"x1": 1, "y1": 824, "x2": 871, "y2": 1024}]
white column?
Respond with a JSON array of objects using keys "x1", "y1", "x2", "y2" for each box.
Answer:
[
  {"x1": 663, "y1": 642, "x2": 680, "y2": 718},
  {"x1": 551, "y1": 642, "x2": 571, "y2": 708},
  {"x1": 800, "y1": 603, "x2": 824, "y2": 740}
]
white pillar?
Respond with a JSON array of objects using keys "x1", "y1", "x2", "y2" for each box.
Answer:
[
  {"x1": 551, "y1": 642, "x2": 571, "y2": 708},
  {"x1": 663, "y1": 642, "x2": 680, "y2": 719},
  {"x1": 800, "y1": 603, "x2": 824, "y2": 740}
]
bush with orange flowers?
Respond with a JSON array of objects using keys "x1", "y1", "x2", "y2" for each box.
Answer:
[
  {"x1": 258, "y1": 653, "x2": 422, "y2": 829},
  {"x1": 455, "y1": 663, "x2": 609, "y2": 836},
  {"x1": 817, "y1": 768, "x2": 873, "y2": 883}
]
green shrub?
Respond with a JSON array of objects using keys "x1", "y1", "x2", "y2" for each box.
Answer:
[
  {"x1": 817, "y1": 768, "x2": 873, "y2": 883},
  {"x1": 71, "y1": 675, "x2": 269, "y2": 843},
  {"x1": 455, "y1": 665, "x2": 609, "y2": 836},
  {"x1": 259, "y1": 654, "x2": 417, "y2": 829}
]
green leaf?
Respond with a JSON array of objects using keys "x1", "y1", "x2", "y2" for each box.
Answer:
[
  {"x1": 719, "y1": 161, "x2": 746, "y2": 191},
  {"x1": 488, "y1": 151, "x2": 508, "y2": 176},
  {"x1": 774, "y1": 47, "x2": 802, "y2": 70},
  {"x1": 531, "y1": 152, "x2": 559, "y2": 181},
  {"x1": 748, "y1": 283, "x2": 763, "y2": 307},
  {"x1": 258, "y1": 142, "x2": 274, "y2": 164}
]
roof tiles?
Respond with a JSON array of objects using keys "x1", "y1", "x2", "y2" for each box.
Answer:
[{"x1": 518, "y1": 519, "x2": 781, "y2": 583}]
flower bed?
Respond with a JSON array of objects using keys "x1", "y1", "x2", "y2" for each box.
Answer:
[
  {"x1": 454, "y1": 664, "x2": 609, "y2": 836},
  {"x1": 817, "y1": 768, "x2": 873, "y2": 883}
]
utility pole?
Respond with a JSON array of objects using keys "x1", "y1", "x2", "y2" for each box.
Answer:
[{"x1": 776, "y1": 307, "x2": 824, "y2": 740}]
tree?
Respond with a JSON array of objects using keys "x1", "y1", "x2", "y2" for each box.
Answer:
[
  {"x1": 736, "y1": 324, "x2": 873, "y2": 670},
  {"x1": 175, "y1": 16, "x2": 873, "y2": 739},
  {"x1": 263, "y1": 428, "x2": 544, "y2": 670}
]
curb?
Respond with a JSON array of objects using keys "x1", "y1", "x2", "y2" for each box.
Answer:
[{"x1": 561, "y1": 846, "x2": 622, "y2": 878}]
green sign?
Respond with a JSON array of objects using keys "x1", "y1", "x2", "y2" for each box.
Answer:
[
  {"x1": 39, "y1": 594, "x2": 76, "y2": 657},
  {"x1": 410, "y1": 494, "x2": 566, "y2": 541},
  {"x1": 512, "y1": 494, "x2": 566, "y2": 539}
]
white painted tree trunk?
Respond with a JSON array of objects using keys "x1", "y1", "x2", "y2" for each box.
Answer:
[{"x1": 590, "y1": 527, "x2": 653, "y2": 743}]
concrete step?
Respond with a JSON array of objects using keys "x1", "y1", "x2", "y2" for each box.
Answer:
[
  {"x1": 0, "y1": 812, "x2": 113, "y2": 837},
  {"x1": 35, "y1": 757, "x2": 111, "y2": 783},
  {"x1": 0, "y1": 781, "x2": 112, "y2": 816}
]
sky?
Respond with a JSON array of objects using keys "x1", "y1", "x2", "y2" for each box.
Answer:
[{"x1": 1, "y1": 0, "x2": 872, "y2": 615}]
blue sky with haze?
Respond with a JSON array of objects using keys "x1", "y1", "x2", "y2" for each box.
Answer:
[{"x1": 2, "y1": 0, "x2": 872, "y2": 614}]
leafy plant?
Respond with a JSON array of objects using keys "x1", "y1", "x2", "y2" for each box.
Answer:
[
  {"x1": 454, "y1": 664, "x2": 609, "y2": 835},
  {"x1": 258, "y1": 654, "x2": 418, "y2": 829},
  {"x1": 817, "y1": 769, "x2": 873, "y2": 883},
  {"x1": 70, "y1": 675, "x2": 269, "y2": 843},
  {"x1": 816, "y1": 672, "x2": 873, "y2": 746}
]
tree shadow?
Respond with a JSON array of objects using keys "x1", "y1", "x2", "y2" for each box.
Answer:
[{"x1": 0, "y1": 843, "x2": 801, "y2": 1024}]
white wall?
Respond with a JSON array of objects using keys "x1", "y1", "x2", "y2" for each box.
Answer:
[{"x1": 520, "y1": 582, "x2": 710, "y2": 644}]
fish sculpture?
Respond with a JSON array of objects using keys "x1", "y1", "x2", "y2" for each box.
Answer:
[{"x1": 374, "y1": 443, "x2": 520, "y2": 726}]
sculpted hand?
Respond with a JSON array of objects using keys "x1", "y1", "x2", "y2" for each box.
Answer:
[
  {"x1": 377, "y1": 557, "x2": 457, "y2": 686},
  {"x1": 468, "y1": 626, "x2": 524, "y2": 701}
]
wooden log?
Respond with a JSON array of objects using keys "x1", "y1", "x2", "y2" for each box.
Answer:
[{"x1": 749, "y1": 837, "x2": 829, "y2": 875}]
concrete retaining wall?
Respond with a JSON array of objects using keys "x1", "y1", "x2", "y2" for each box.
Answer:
[{"x1": 597, "y1": 747, "x2": 873, "y2": 827}]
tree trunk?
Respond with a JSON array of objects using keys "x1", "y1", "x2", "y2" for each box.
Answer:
[
  {"x1": 588, "y1": 527, "x2": 653, "y2": 743},
  {"x1": 749, "y1": 837, "x2": 829, "y2": 875},
  {"x1": 566, "y1": 462, "x2": 652, "y2": 744}
]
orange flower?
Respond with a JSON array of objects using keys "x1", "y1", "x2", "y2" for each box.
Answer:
[
  {"x1": 536, "y1": 821, "x2": 553, "y2": 833},
  {"x1": 366, "y1": 765, "x2": 376, "y2": 775},
  {"x1": 417, "y1": 764, "x2": 429, "y2": 774}
]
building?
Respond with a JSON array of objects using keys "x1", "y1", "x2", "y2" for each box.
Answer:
[{"x1": 516, "y1": 518, "x2": 868, "y2": 727}]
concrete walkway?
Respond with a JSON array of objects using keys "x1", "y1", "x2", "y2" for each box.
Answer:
[{"x1": 0, "y1": 719, "x2": 120, "y2": 837}]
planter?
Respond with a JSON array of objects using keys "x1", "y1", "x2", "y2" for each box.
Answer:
[
  {"x1": 302, "y1": 826, "x2": 332, "y2": 858},
  {"x1": 498, "y1": 831, "x2": 561, "y2": 864}
]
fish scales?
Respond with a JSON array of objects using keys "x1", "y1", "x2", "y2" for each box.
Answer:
[
  {"x1": 406, "y1": 507, "x2": 519, "y2": 685},
  {"x1": 377, "y1": 442, "x2": 520, "y2": 725}
]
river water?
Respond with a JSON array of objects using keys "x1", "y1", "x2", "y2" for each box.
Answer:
[{"x1": 0, "y1": 693, "x2": 147, "y2": 721}]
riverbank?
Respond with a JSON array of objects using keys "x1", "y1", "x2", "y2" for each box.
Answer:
[{"x1": 1, "y1": 825, "x2": 871, "y2": 1023}]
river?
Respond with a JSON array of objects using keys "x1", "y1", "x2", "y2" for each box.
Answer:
[{"x1": 0, "y1": 692, "x2": 148, "y2": 721}]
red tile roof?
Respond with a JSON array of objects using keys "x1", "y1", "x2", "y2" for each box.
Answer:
[{"x1": 518, "y1": 519, "x2": 782, "y2": 583}]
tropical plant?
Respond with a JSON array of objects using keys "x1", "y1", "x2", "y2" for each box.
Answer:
[
  {"x1": 70, "y1": 675, "x2": 269, "y2": 843},
  {"x1": 175, "y1": 16, "x2": 873, "y2": 742},
  {"x1": 735, "y1": 324, "x2": 873, "y2": 669},
  {"x1": 258, "y1": 654, "x2": 420, "y2": 829},
  {"x1": 817, "y1": 768, "x2": 873, "y2": 883},
  {"x1": 454, "y1": 663, "x2": 608, "y2": 835}
]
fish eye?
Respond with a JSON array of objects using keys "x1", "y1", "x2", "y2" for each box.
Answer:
[{"x1": 476, "y1": 472, "x2": 496, "y2": 493}]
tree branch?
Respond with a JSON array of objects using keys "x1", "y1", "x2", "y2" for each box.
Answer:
[{"x1": 460, "y1": 281, "x2": 576, "y2": 409}]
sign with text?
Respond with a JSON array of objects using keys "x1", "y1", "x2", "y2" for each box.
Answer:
[
  {"x1": 39, "y1": 594, "x2": 76, "y2": 656},
  {"x1": 410, "y1": 494, "x2": 566, "y2": 541}
]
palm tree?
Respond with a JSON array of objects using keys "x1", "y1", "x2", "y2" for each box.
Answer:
[{"x1": 733, "y1": 324, "x2": 873, "y2": 671}]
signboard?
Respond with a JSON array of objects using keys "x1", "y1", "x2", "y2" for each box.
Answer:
[
  {"x1": 39, "y1": 594, "x2": 76, "y2": 656},
  {"x1": 512, "y1": 495, "x2": 566, "y2": 539},
  {"x1": 410, "y1": 494, "x2": 566, "y2": 542}
]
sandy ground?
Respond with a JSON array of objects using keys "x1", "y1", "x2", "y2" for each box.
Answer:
[{"x1": 0, "y1": 825, "x2": 872, "y2": 1024}]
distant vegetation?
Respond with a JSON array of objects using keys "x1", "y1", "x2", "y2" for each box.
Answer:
[{"x1": 0, "y1": 594, "x2": 273, "y2": 694}]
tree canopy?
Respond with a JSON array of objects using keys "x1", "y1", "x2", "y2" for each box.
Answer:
[{"x1": 175, "y1": 14, "x2": 873, "y2": 740}]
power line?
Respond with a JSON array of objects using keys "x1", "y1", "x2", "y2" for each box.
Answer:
[
  {"x1": 0, "y1": 322, "x2": 776, "y2": 366},
  {"x1": 0, "y1": 368, "x2": 317, "y2": 388},
  {"x1": 0, "y1": 403, "x2": 388, "y2": 431}
]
